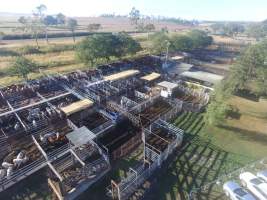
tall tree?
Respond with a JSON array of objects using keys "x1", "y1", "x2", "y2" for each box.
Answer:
[
  {"x1": 9, "y1": 57, "x2": 37, "y2": 81},
  {"x1": 17, "y1": 16, "x2": 44, "y2": 48},
  {"x1": 149, "y1": 31, "x2": 172, "y2": 54},
  {"x1": 172, "y1": 35, "x2": 193, "y2": 51},
  {"x1": 35, "y1": 4, "x2": 47, "y2": 18},
  {"x1": 188, "y1": 30, "x2": 213, "y2": 49},
  {"x1": 67, "y1": 18, "x2": 78, "y2": 43},
  {"x1": 117, "y1": 32, "x2": 142, "y2": 56},
  {"x1": 56, "y1": 13, "x2": 66, "y2": 25},
  {"x1": 76, "y1": 33, "x2": 141, "y2": 66},
  {"x1": 35, "y1": 4, "x2": 49, "y2": 43},
  {"x1": 129, "y1": 7, "x2": 140, "y2": 30}
]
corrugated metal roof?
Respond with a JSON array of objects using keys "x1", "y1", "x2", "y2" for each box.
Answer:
[
  {"x1": 171, "y1": 55, "x2": 184, "y2": 60},
  {"x1": 157, "y1": 81, "x2": 178, "y2": 90},
  {"x1": 66, "y1": 126, "x2": 96, "y2": 146},
  {"x1": 60, "y1": 99, "x2": 94, "y2": 116},
  {"x1": 104, "y1": 70, "x2": 140, "y2": 81},
  {"x1": 180, "y1": 71, "x2": 224, "y2": 85},
  {"x1": 166, "y1": 62, "x2": 194, "y2": 75},
  {"x1": 141, "y1": 72, "x2": 161, "y2": 82}
]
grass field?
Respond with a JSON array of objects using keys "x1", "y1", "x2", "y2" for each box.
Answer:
[{"x1": 151, "y1": 95, "x2": 267, "y2": 200}]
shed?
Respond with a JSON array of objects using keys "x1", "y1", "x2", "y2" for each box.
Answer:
[
  {"x1": 141, "y1": 72, "x2": 161, "y2": 82},
  {"x1": 157, "y1": 81, "x2": 178, "y2": 97},
  {"x1": 180, "y1": 71, "x2": 223, "y2": 86},
  {"x1": 60, "y1": 99, "x2": 94, "y2": 116},
  {"x1": 166, "y1": 62, "x2": 194, "y2": 75},
  {"x1": 171, "y1": 55, "x2": 185, "y2": 61},
  {"x1": 104, "y1": 70, "x2": 140, "y2": 81}
]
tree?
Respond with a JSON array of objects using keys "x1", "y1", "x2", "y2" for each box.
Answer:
[
  {"x1": 17, "y1": 16, "x2": 44, "y2": 48},
  {"x1": 149, "y1": 31, "x2": 172, "y2": 54},
  {"x1": 172, "y1": 35, "x2": 193, "y2": 51},
  {"x1": 76, "y1": 34, "x2": 114, "y2": 66},
  {"x1": 56, "y1": 13, "x2": 66, "y2": 25},
  {"x1": 144, "y1": 23, "x2": 155, "y2": 32},
  {"x1": 188, "y1": 30, "x2": 213, "y2": 49},
  {"x1": 116, "y1": 32, "x2": 142, "y2": 56},
  {"x1": 129, "y1": 7, "x2": 140, "y2": 29},
  {"x1": 43, "y1": 15, "x2": 58, "y2": 43},
  {"x1": 246, "y1": 23, "x2": 267, "y2": 41},
  {"x1": 67, "y1": 18, "x2": 78, "y2": 43},
  {"x1": 211, "y1": 23, "x2": 245, "y2": 37},
  {"x1": 35, "y1": 4, "x2": 47, "y2": 18},
  {"x1": 232, "y1": 41, "x2": 267, "y2": 95},
  {"x1": 35, "y1": 4, "x2": 49, "y2": 43},
  {"x1": 9, "y1": 57, "x2": 37, "y2": 81},
  {"x1": 18, "y1": 16, "x2": 27, "y2": 24},
  {"x1": 76, "y1": 33, "x2": 141, "y2": 66},
  {"x1": 44, "y1": 15, "x2": 58, "y2": 26},
  {"x1": 87, "y1": 23, "x2": 101, "y2": 32}
]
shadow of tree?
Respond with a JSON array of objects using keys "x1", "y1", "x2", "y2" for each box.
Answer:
[{"x1": 218, "y1": 125, "x2": 267, "y2": 146}]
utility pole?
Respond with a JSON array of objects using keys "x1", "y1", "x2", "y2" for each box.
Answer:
[{"x1": 163, "y1": 40, "x2": 170, "y2": 69}]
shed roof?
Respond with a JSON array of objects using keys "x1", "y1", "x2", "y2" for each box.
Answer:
[
  {"x1": 60, "y1": 99, "x2": 94, "y2": 116},
  {"x1": 166, "y1": 62, "x2": 194, "y2": 75},
  {"x1": 104, "y1": 70, "x2": 140, "y2": 81},
  {"x1": 157, "y1": 81, "x2": 178, "y2": 90},
  {"x1": 66, "y1": 126, "x2": 96, "y2": 147},
  {"x1": 171, "y1": 55, "x2": 184, "y2": 61},
  {"x1": 180, "y1": 71, "x2": 224, "y2": 85},
  {"x1": 141, "y1": 72, "x2": 161, "y2": 82}
]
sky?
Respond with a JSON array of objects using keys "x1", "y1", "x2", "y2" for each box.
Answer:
[{"x1": 0, "y1": 0, "x2": 266, "y2": 21}]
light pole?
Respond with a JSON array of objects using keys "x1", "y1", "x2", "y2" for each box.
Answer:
[{"x1": 163, "y1": 40, "x2": 170, "y2": 69}]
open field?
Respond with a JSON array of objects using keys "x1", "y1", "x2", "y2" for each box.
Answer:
[{"x1": 0, "y1": 15, "x2": 192, "y2": 35}]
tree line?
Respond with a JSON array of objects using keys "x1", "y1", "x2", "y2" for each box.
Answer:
[
  {"x1": 15, "y1": 4, "x2": 104, "y2": 47},
  {"x1": 211, "y1": 20, "x2": 267, "y2": 41}
]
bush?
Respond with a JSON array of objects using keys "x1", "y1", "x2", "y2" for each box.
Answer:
[
  {"x1": 19, "y1": 46, "x2": 41, "y2": 55},
  {"x1": 42, "y1": 44, "x2": 74, "y2": 53}
]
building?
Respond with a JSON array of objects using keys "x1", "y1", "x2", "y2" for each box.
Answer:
[{"x1": 157, "y1": 81, "x2": 178, "y2": 97}]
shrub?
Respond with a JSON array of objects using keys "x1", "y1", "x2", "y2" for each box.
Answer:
[{"x1": 19, "y1": 46, "x2": 41, "y2": 55}]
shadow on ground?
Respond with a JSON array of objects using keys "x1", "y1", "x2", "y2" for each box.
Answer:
[{"x1": 144, "y1": 112, "x2": 250, "y2": 200}]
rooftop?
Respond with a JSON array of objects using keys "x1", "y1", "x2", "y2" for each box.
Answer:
[
  {"x1": 66, "y1": 126, "x2": 96, "y2": 146},
  {"x1": 60, "y1": 99, "x2": 94, "y2": 116},
  {"x1": 166, "y1": 62, "x2": 194, "y2": 75},
  {"x1": 180, "y1": 70, "x2": 224, "y2": 85},
  {"x1": 141, "y1": 72, "x2": 161, "y2": 82},
  {"x1": 157, "y1": 81, "x2": 178, "y2": 90},
  {"x1": 103, "y1": 70, "x2": 140, "y2": 81}
]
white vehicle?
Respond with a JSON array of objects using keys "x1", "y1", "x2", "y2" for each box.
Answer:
[
  {"x1": 223, "y1": 181, "x2": 256, "y2": 200},
  {"x1": 257, "y1": 170, "x2": 267, "y2": 182},
  {"x1": 240, "y1": 172, "x2": 267, "y2": 200}
]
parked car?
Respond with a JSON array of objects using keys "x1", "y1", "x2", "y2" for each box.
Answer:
[
  {"x1": 240, "y1": 172, "x2": 267, "y2": 200},
  {"x1": 257, "y1": 170, "x2": 267, "y2": 182},
  {"x1": 223, "y1": 181, "x2": 256, "y2": 200}
]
